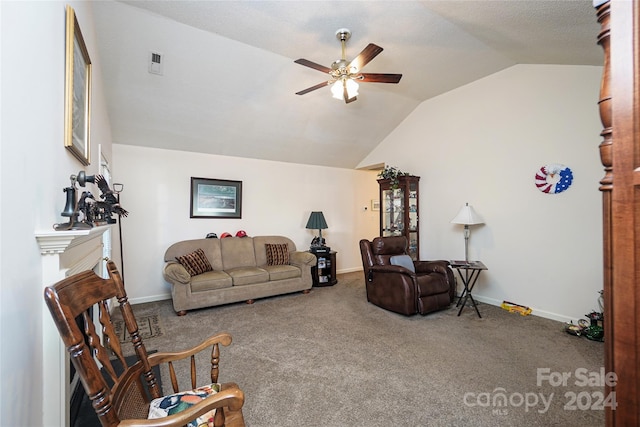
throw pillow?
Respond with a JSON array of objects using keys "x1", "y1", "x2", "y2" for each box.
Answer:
[
  {"x1": 148, "y1": 383, "x2": 220, "y2": 427},
  {"x1": 265, "y1": 243, "x2": 290, "y2": 265},
  {"x1": 390, "y1": 254, "x2": 416, "y2": 273},
  {"x1": 176, "y1": 248, "x2": 213, "y2": 276}
]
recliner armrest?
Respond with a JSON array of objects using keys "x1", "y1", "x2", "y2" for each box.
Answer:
[
  {"x1": 369, "y1": 264, "x2": 416, "y2": 277},
  {"x1": 414, "y1": 260, "x2": 456, "y2": 303},
  {"x1": 414, "y1": 260, "x2": 450, "y2": 275}
]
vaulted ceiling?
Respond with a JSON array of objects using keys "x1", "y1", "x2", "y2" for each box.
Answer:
[{"x1": 92, "y1": 1, "x2": 602, "y2": 169}]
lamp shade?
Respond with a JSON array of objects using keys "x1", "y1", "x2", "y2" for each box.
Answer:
[
  {"x1": 306, "y1": 211, "x2": 328, "y2": 230},
  {"x1": 331, "y1": 78, "x2": 359, "y2": 100},
  {"x1": 450, "y1": 203, "x2": 484, "y2": 225}
]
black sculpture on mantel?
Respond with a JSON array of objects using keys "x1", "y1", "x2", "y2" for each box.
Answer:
[{"x1": 54, "y1": 171, "x2": 127, "y2": 231}]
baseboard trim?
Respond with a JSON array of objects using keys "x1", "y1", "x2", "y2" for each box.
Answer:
[
  {"x1": 463, "y1": 294, "x2": 574, "y2": 323},
  {"x1": 337, "y1": 267, "x2": 363, "y2": 274},
  {"x1": 131, "y1": 274, "x2": 575, "y2": 323},
  {"x1": 129, "y1": 293, "x2": 171, "y2": 305}
]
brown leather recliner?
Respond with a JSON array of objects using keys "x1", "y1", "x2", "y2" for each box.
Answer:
[{"x1": 359, "y1": 236, "x2": 456, "y2": 316}]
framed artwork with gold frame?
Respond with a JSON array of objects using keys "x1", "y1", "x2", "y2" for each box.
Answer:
[{"x1": 64, "y1": 5, "x2": 92, "y2": 165}]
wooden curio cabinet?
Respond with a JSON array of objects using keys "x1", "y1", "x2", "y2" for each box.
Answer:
[{"x1": 378, "y1": 175, "x2": 420, "y2": 260}]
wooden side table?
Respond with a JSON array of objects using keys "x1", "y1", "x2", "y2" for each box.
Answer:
[
  {"x1": 309, "y1": 250, "x2": 337, "y2": 287},
  {"x1": 450, "y1": 260, "x2": 487, "y2": 318}
]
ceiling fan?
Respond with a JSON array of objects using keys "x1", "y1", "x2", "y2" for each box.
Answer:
[{"x1": 294, "y1": 29, "x2": 402, "y2": 104}]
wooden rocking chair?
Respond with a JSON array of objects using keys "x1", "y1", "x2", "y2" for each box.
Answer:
[{"x1": 44, "y1": 260, "x2": 245, "y2": 427}]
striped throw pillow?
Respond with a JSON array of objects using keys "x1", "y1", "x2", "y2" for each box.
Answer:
[
  {"x1": 265, "y1": 243, "x2": 290, "y2": 266},
  {"x1": 175, "y1": 248, "x2": 213, "y2": 276}
]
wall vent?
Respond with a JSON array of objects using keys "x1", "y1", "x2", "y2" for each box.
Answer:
[{"x1": 148, "y1": 51, "x2": 163, "y2": 75}]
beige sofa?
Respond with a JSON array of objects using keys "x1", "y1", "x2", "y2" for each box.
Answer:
[{"x1": 162, "y1": 235, "x2": 316, "y2": 315}]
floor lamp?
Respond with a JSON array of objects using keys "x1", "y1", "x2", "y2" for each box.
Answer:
[
  {"x1": 113, "y1": 183, "x2": 125, "y2": 282},
  {"x1": 450, "y1": 203, "x2": 484, "y2": 263}
]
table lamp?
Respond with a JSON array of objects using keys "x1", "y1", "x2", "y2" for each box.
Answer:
[
  {"x1": 305, "y1": 211, "x2": 328, "y2": 249},
  {"x1": 450, "y1": 203, "x2": 484, "y2": 263}
]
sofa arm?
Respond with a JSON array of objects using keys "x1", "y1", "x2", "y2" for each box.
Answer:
[
  {"x1": 289, "y1": 251, "x2": 317, "y2": 267},
  {"x1": 163, "y1": 261, "x2": 191, "y2": 284}
]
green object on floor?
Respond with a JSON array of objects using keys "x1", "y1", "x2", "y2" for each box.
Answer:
[{"x1": 584, "y1": 325, "x2": 605, "y2": 342}]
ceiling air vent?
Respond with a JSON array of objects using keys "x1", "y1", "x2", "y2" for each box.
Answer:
[{"x1": 148, "y1": 51, "x2": 163, "y2": 75}]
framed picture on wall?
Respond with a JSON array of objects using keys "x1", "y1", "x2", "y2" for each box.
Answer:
[
  {"x1": 64, "y1": 5, "x2": 92, "y2": 166},
  {"x1": 190, "y1": 177, "x2": 243, "y2": 218}
]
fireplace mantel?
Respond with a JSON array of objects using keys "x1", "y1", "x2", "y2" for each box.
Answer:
[
  {"x1": 37, "y1": 224, "x2": 114, "y2": 427},
  {"x1": 36, "y1": 224, "x2": 113, "y2": 254}
]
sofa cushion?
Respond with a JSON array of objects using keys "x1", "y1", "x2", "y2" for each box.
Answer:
[
  {"x1": 190, "y1": 270, "x2": 233, "y2": 292},
  {"x1": 263, "y1": 264, "x2": 301, "y2": 281},
  {"x1": 227, "y1": 267, "x2": 269, "y2": 286},
  {"x1": 265, "y1": 243, "x2": 290, "y2": 265},
  {"x1": 176, "y1": 248, "x2": 213, "y2": 276},
  {"x1": 220, "y1": 237, "x2": 257, "y2": 270}
]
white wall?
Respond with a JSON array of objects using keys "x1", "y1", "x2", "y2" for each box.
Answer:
[
  {"x1": 0, "y1": 2, "x2": 112, "y2": 425},
  {"x1": 359, "y1": 64, "x2": 604, "y2": 322},
  {"x1": 0, "y1": 8, "x2": 603, "y2": 424},
  {"x1": 111, "y1": 144, "x2": 379, "y2": 303}
]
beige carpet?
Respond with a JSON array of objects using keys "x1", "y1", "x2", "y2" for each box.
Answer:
[{"x1": 116, "y1": 272, "x2": 605, "y2": 427}]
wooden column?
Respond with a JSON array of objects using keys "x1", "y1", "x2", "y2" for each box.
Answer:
[
  {"x1": 596, "y1": 0, "x2": 640, "y2": 425},
  {"x1": 595, "y1": 2, "x2": 614, "y2": 425}
]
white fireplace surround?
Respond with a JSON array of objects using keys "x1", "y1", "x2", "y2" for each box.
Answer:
[{"x1": 36, "y1": 225, "x2": 113, "y2": 427}]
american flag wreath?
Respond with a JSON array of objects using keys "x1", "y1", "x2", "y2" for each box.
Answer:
[{"x1": 535, "y1": 164, "x2": 573, "y2": 194}]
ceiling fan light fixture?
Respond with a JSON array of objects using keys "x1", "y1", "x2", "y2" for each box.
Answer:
[
  {"x1": 294, "y1": 28, "x2": 402, "y2": 103},
  {"x1": 331, "y1": 78, "x2": 359, "y2": 100}
]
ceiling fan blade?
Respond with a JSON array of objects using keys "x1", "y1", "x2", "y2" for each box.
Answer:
[
  {"x1": 295, "y1": 81, "x2": 330, "y2": 95},
  {"x1": 294, "y1": 58, "x2": 332, "y2": 74},
  {"x1": 348, "y1": 43, "x2": 384, "y2": 72},
  {"x1": 360, "y1": 73, "x2": 403, "y2": 84},
  {"x1": 345, "y1": 96, "x2": 357, "y2": 104}
]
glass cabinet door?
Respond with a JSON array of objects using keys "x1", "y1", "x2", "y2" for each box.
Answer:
[
  {"x1": 407, "y1": 181, "x2": 418, "y2": 260},
  {"x1": 382, "y1": 187, "x2": 405, "y2": 237},
  {"x1": 378, "y1": 175, "x2": 420, "y2": 260}
]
